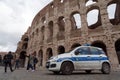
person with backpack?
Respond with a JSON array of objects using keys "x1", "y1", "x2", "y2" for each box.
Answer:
[
  {"x1": 33, "y1": 55, "x2": 38, "y2": 70},
  {"x1": 26, "y1": 54, "x2": 34, "y2": 72},
  {"x1": 3, "y1": 51, "x2": 14, "y2": 73}
]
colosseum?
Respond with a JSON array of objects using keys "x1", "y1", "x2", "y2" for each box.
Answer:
[{"x1": 15, "y1": 0, "x2": 120, "y2": 70}]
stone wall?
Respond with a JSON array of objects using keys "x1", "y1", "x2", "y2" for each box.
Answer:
[{"x1": 16, "y1": 0, "x2": 120, "y2": 69}]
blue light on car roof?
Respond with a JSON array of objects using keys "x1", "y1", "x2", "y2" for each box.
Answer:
[{"x1": 83, "y1": 43, "x2": 91, "y2": 46}]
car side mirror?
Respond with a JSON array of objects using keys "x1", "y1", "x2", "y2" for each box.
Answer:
[{"x1": 75, "y1": 51, "x2": 79, "y2": 55}]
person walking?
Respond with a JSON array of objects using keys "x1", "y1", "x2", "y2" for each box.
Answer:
[
  {"x1": 26, "y1": 54, "x2": 34, "y2": 72},
  {"x1": 33, "y1": 56, "x2": 38, "y2": 70},
  {"x1": 3, "y1": 51, "x2": 14, "y2": 73},
  {"x1": 14, "y1": 57, "x2": 20, "y2": 70}
]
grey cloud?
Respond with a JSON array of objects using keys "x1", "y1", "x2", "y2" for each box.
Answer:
[
  {"x1": 0, "y1": 31, "x2": 21, "y2": 49},
  {"x1": 0, "y1": 0, "x2": 53, "y2": 52}
]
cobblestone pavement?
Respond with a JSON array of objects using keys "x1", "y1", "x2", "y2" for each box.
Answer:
[{"x1": 0, "y1": 67, "x2": 120, "y2": 80}]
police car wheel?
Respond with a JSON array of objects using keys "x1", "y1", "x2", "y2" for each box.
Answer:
[
  {"x1": 53, "y1": 71, "x2": 60, "y2": 74},
  {"x1": 101, "y1": 63, "x2": 110, "y2": 74},
  {"x1": 85, "y1": 70, "x2": 92, "y2": 74},
  {"x1": 61, "y1": 62, "x2": 74, "y2": 75}
]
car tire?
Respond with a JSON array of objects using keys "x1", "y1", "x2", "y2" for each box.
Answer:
[
  {"x1": 61, "y1": 62, "x2": 74, "y2": 75},
  {"x1": 101, "y1": 63, "x2": 110, "y2": 74},
  {"x1": 53, "y1": 71, "x2": 60, "y2": 74},
  {"x1": 85, "y1": 70, "x2": 92, "y2": 74}
]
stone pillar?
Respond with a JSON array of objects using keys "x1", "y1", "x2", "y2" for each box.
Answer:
[
  {"x1": 80, "y1": 0, "x2": 89, "y2": 43},
  {"x1": 42, "y1": 47, "x2": 47, "y2": 67},
  {"x1": 106, "y1": 34, "x2": 119, "y2": 70},
  {"x1": 99, "y1": 0, "x2": 119, "y2": 69},
  {"x1": 99, "y1": 0, "x2": 112, "y2": 32}
]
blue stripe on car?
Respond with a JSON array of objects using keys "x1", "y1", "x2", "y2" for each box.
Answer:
[{"x1": 57, "y1": 57, "x2": 108, "y2": 62}]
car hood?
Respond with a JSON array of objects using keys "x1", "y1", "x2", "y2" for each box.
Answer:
[
  {"x1": 57, "y1": 53, "x2": 72, "y2": 58},
  {"x1": 49, "y1": 53, "x2": 72, "y2": 61}
]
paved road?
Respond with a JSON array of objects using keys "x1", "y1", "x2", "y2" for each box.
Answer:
[{"x1": 0, "y1": 67, "x2": 120, "y2": 80}]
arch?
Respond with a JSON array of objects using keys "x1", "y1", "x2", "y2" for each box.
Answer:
[
  {"x1": 47, "y1": 21, "x2": 53, "y2": 42},
  {"x1": 58, "y1": 45, "x2": 65, "y2": 54},
  {"x1": 107, "y1": 1, "x2": 120, "y2": 25},
  {"x1": 41, "y1": 26, "x2": 45, "y2": 41},
  {"x1": 46, "y1": 48, "x2": 53, "y2": 60},
  {"x1": 91, "y1": 40, "x2": 107, "y2": 55},
  {"x1": 60, "y1": 0, "x2": 64, "y2": 3},
  {"x1": 38, "y1": 50, "x2": 43, "y2": 66},
  {"x1": 50, "y1": 3, "x2": 54, "y2": 8},
  {"x1": 70, "y1": 11, "x2": 82, "y2": 29},
  {"x1": 22, "y1": 43, "x2": 28, "y2": 49},
  {"x1": 36, "y1": 28, "x2": 39, "y2": 35},
  {"x1": 57, "y1": 16, "x2": 65, "y2": 40},
  {"x1": 87, "y1": 6, "x2": 102, "y2": 29},
  {"x1": 19, "y1": 51, "x2": 26, "y2": 67},
  {"x1": 41, "y1": 16, "x2": 46, "y2": 24},
  {"x1": 115, "y1": 39, "x2": 120, "y2": 64},
  {"x1": 71, "y1": 43, "x2": 81, "y2": 50},
  {"x1": 85, "y1": 0, "x2": 98, "y2": 6},
  {"x1": 23, "y1": 38, "x2": 29, "y2": 41},
  {"x1": 33, "y1": 51, "x2": 37, "y2": 56},
  {"x1": 32, "y1": 32, "x2": 34, "y2": 38}
]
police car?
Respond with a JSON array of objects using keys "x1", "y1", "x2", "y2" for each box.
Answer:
[{"x1": 46, "y1": 46, "x2": 110, "y2": 75}]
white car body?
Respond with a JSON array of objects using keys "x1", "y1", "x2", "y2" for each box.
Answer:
[{"x1": 46, "y1": 46, "x2": 110, "y2": 74}]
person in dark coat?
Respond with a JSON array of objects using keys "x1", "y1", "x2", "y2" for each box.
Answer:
[
  {"x1": 3, "y1": 51, "x2": 14, "y2": 73},
  {"x1": 26, "y1": 54, "x2": 34, "y2": 72},
  {"x1": 33, "y1": 56, "x2": 38, "y2": 70}
]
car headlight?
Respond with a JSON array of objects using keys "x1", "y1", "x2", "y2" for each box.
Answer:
[{"x1": 51, "y1": 59, "x2": 57, "y2": 62}]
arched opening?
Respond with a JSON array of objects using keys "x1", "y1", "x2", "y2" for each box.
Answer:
[
  {"x1": 38, "y1": 50, "x2": 43, "y2": 66},
  {"x1": 85, "y1": 0, "x2": 97, "y2": 6},
  {"x1": 107, "y1": 1, "x2": 120, "y2": 25},
  {"x1": 22, "y1": 43, "x2": 28, "y2": 49},
  {"x1": 46, "y1": 48, "x2": 53, "y2": 60},
  {"x1": 57, "y1": 16, "x2": 65, "y2": 40},
  {"x1": 87, "y1": 7, "x2": 101, "y2": 29},
  {"x1": 19, "y1": 51, "x2": 26, "y2": 67},
  {"x1": 33, "y1": 51, "x2": 37, "y2": 56},
  {"x1": 32, "y1": 32, "x2": 34, "y2": 38},
  {"x1": 47, "y1": 21, "x2": 53, "y2": 42},
  {"x1": 70, "y1": 12, "x2": 82, "y2": 29},
  {"x1": 58, "y1": 46, "x2": 65, "y2": 54},
  {"x1": 60, "y1": 0, "x2": 64, "y2": 3},
  {"x1": 41, "y1": 16, "x2": 46, "y2": 24},
  {"x1": 36, "y1": 28, "x2": 39, "y2": 36},
  {"x1": 41, "y1": 26, "x2": 45, "y2": 42},
  {"x1": 23, "y1": 38, "x2": 29, "y2": 41},
  {"x1": 91, "y1": 41, "x2": 107, "y2": 55},
  {"x1": 70, "y1": 12, "x2": 82, "y2": 38},
  {"x1": 115, "y1": 39, "x2": 120, "y2": 64},
  {"x1": 71, "y1": 43, "x2": 81, "y2": 50}
]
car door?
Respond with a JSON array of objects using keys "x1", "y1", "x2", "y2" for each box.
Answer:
[
  {"x1": 74, "y1": 47, "x2": 91, "y2": 70},
  {"x1": 89, "y1": 47, "x2": 101, "y2": 69}
]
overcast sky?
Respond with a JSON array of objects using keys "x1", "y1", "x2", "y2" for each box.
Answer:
[
  {"x1": 0, "y1": 0, "x2": 53, "y2": 52},
  {"x1": 0, "y1": 0, "x2": 115, "y2": 52}
]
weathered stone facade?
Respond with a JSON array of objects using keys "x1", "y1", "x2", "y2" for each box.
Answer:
[{"x1": 16, "y1": 0, "x2": 120, "y2": 69}]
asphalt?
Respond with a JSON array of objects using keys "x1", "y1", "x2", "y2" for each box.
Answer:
[{"x1": 0, "y1": 66, "x2": 120, "y2": 80}]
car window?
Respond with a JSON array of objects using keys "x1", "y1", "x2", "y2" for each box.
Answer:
[
  {"x1": 99, "y1": 50, "x2": 105, "y2": 54},
  {"x1": 90, "y1": 47, "x2": 100, "y2": 55},
  {"x1": 75, "y1": 47, "x2": 90, "y2": 55}
]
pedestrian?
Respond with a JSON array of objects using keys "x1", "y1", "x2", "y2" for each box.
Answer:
[
  {"x1": 3, "y1": 51, "x2": 14, "y2": 73},
  {"x1": 14, "y1": 57, "x2": 20, "y2": 70},
  {"x1": 26, "y1": 54, "x2": 34, "y2": 72},
  {"x1": 33, "y1": 56, "x2": 38, "y2": 70}
]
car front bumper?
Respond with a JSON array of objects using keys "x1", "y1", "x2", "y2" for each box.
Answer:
[{"x1": 46, "y1": 61, "x2": 61, "y2": 71}]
